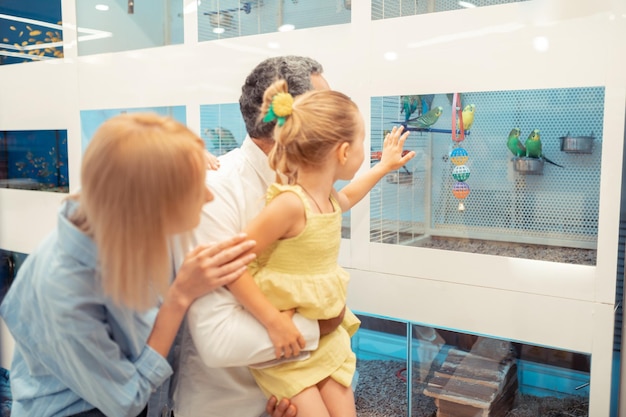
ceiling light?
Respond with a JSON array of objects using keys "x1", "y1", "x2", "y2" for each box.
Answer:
[
  {"x1": 458, "y1": 1, "x2": 477, "y2": 8},
  {"x1": 278, "y1": 24, "x2": 295, "y2": 32},
  {"x1": 95, "y1": 4, "x2": 109, "y2": 11},
  {"x1": 383, "y1": 51, "x2": 398, "y2": 61},
  {"x1": 532, "y1": 36, "x2": 549, "y2": 52}
]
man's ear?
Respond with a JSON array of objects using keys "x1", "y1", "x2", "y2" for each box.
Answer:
[{"x1": 336, "y1": 142, "x2": 350, "y2": 165}]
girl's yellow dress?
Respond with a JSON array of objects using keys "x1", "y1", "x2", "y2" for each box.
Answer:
[{"x1": 249, "y1": 183, "x2": 361, "y2": 400}]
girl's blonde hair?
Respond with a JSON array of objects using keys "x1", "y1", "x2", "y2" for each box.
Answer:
[
  {"x1": 74, "y1": 113, "x2": 206, "y2": 310},
  {"x1": 261, "y1": 79, "x2": 360, "y2": 184}
]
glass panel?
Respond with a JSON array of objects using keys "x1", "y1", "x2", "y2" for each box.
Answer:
[
  {"x1": 370, "y1": 87, "x2": 603, "y2": 265},
  {"x1": 75, "y1": 0, "x2": 183, "y2": 56},
  {"x1": 372, "y1": 0, "x2": 530, "y2": 20},
  {"x1": 0, "y1": 130, "x2": 69, "y2": 192},
  {"x1": 336, "y1": 180, "x2": 351, "y2": 239},
  {"x1": 353, "y1": 313, "x2": 409, "y2": 416},
  {"x1": 353, "y1": 312, "x2": 590, "y2": 417},
  {"x1": 200, "y1": 103, "x2": 246, "y2": 155},
  {"x1": 0, "y1": 249, "x2": 27, "y2": 303},
  {"x1": 198, "y1": 0, "x2": 351, "y2": 42},
  {"x1": 0, "y1": 0, "x2": 64, "y2": 65},
  {"x1": 80, "y1": 106, "x2": 187, "y2": 151}
]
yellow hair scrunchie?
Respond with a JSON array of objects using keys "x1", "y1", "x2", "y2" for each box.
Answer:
[{"x1": 263, "y1": 92, "x2": 294, "y2": 126}]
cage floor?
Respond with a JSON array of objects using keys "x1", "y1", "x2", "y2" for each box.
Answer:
[
  {"x1": 354, "y1": 359, "x2": 589, "y2": 417},
  {"x1": 369, "y1": 233, "x2": 597, "y2": 266}
]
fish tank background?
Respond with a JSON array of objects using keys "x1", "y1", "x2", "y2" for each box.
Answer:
[
  {"x1": 0, "y1": 248, "x2": 27, "y2": 416},
  {"x1": 371, "y1": 0, "x2": 530, "y2": 19},
  {"x1": 352, "y1": 312, "x2": 590, "y2": 417},
  {"x1": 80, "y1": 106, "x2": 187, "y2": 151},
  {"x1": 198, "y1": 0, "x2": 351, "y2": 42},
  {"x1": 75, "y1": 0, "x2": 183, "y2": 56},
  {"x1": 370, "y1": 87, "x2": 604, "y2": 265},
  {"x1": 0, "y1": 0, "x2": 64, "y2": 65},
  {"x1": 0, "y1": 130, "x2": 69, "y2": 193},
  {"x1": 0, "y1": 249, "x2": 26, "y2": 304}
]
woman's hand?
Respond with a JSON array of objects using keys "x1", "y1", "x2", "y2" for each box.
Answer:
[
  {"x1": 205, "y1": 150, "x2": 220, "y2": 171},
  {"x1": 379, "y1": 125, "x2": 415, "y2": 172},
  {"x1": 266, "y1": 310, "x2": 306, "y2": 359},
  {"x1": 171, "y1": 233, "x2": 256, "y2": 308}
]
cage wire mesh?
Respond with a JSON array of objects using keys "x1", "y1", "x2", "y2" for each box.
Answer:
[
  {"x1": 371, "y1": 0, "x2": 530, "y2": 20},
  {"x1": 198, "y1": 0, "x2": 350, "y2": 42},
  {"x1": 370, "y1": 87, "x2": 604, "y2": 251},
  {"x1": 371, "y1": 96, "x2": 428, "y2": 244}
]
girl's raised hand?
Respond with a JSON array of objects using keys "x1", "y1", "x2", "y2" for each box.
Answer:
[
  {"x1": 379, "y1": 125, "x2": 415, "y2": 172},
  {"x1": 172, "y1": 234, "x2": 256, "y2": 307}
]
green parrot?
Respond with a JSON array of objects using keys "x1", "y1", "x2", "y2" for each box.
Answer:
[
  {"x1": 506, "y1": 128, "x2": 525, "y2": 157},
  {"x1": 401, "y1": 95, "x2": 420, "y2": 122},
  {"x1": 205, "y1": 127, "x2": 239, "y2": 155},
  {"x1": 407, "y1": 106, "x2": 443, "y2": 129},
  {"x1": 525, "y1": 129, "x2": 564, "y2": 168}
]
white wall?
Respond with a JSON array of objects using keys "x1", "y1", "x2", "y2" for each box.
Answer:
[{"x1": 1, "y1": 1, "x2": 625, "y2": 415}]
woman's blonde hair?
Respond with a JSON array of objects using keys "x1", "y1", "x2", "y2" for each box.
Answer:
[
  {"x1": 261, "y1": 79, "x2": 360, "y2": 184},
  {"x1": 74, "y1": 113, "x2": 206, "y2": 310}
]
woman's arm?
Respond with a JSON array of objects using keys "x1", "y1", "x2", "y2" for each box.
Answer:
[
  {"x1": 336, "y1": 126, "x2": 415, "y2": 212},
  {"x1": 227, "y1": 191, "x2": 307, "y2": 358}
]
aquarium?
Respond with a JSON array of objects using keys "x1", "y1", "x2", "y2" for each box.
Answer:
[
  {"x1": 0, "y1": 249, "x2": 27, "y2": 303},
  {"x1": 0, "y1": 0, "x2": 64, "y2": 65},
  {"x1": 198, "y1": 0, "x2": 351, "y2": 42},
  {"x1": 0, "y1": 130, "x2": 69, "y2": 193},
  {"x1": 371, "y1": 0, "x2": 530, "y2": 20},
  {"x1": 75, "y1": 0, "x2": 183, "y2": 56},
  {"x1": 370, "y1": 87, "x2": 604, "y2": 265},
  {"x1": 352, "y1": 312, "x2": 590, "y2": 417},
  {"x1": 80, "y1": 106, "x2": 187, "y2": 150}
]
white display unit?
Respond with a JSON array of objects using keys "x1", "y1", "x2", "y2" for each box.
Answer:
[{"x1": 0, "y1": 1, "x2": 625, "y2": 415}]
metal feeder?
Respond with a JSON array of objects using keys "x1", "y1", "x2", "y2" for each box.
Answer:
[
  {"x1": 513, "y1": 157, "x2": 544, "y2": 175},
  {"x1": 560, "y1": 133, "x2": 595, "y2": 154}
]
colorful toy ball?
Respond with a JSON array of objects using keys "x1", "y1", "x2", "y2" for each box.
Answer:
[
  {"x1": 450, "y1": 147, "x2": 469, "y2": 166},
  {"x1": 452, "y1": 165, "x2": 470, "y2": 182},
  {"x1": 452, "y1": 181, "x2": 470, "y2": 211},
  {"x1": 452, "y1": 181, "x2": 470, "y2": 199}
]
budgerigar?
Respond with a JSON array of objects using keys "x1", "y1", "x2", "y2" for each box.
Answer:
[
  {"x1": 407, "y1": 106, "x2": 443, "y2": 129},
  {"x1": 525, "y1": 129, "x2": 564, "y2": 168},
  {"x1": 506, "y1": 128, "x2": 525, "y2": 157},
  {"x1": 401, "y1": 95, "x2": 420, "y2": 122},
  {"x1": 458, "y1": 104, "x2": 475, "y2": 131},
  {"x1": 205, "y1": 127, "x2": 238, "y2": 155}
]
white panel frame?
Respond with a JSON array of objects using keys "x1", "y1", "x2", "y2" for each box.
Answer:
[{"x1": 0, "y1": 1, "x2": 624, "y2": 415}]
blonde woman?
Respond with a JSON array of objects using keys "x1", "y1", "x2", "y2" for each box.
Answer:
[
  {"x1": 227, "y1": 80, "x2": 414, "y2": 417},
  {"x1": 0, "y1": 113, "x2": 256, "y2": 417}
]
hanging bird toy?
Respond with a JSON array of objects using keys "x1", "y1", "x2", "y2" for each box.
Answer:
[{"x1": 450, "y1": 93, "x2": 471, "y2": 211}]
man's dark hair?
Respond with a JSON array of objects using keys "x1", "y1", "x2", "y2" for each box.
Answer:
[{"x1": 239, "y1": 56, "x2": 323, "y2": 140}]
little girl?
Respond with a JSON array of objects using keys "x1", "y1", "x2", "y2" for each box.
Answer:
[{"x1": 227, "y1": 80, "x2": 414, "y2": 417}]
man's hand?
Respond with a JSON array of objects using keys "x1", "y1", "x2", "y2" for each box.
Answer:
[
  {"x1": 266, "y1": 396, "x2": 297, "y2": 417},
  {"x1": 318, "y1": 306, "x2": 346, "y2": 336}
]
